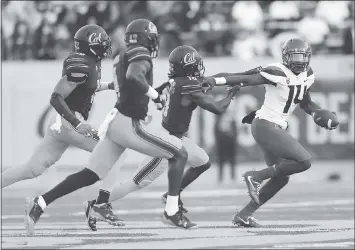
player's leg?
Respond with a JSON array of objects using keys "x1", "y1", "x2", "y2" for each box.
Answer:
[
  {"x1": 233, "y1": 151, "x2": 289, "y2": 227},
  {"x1": 62, "y1": 117, "x2": 120, "y2": 210},
  {"x1": 2, "y1": 126, "x2": 68, "y2": 188},
  {"x1": 161, "y1": 137, "x2": 210, "y2": 211},
  {"x1": 243, "y1": 118, "x2": 311, "y2": 205},
  {"x1": 109, "y1": 156, "x2": 167, "y2": 202},
  {"x1": 87, "y1": 111, "x2": 191, "y2": 228},
  {"x1": 25, "y1": 135, "x2": 125, "y2": 235}
]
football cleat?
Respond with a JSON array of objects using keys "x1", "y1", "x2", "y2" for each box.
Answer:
[
  {"x1": 83, "y1": 200, "x2": 97, "y2": 231},
  {"x1": 24, "y1": 197, "x2": 44, "y2": 235},
  {"x1": 232, "y1": 212, "x2": 262, "y2": 228},
  {"x1": 90, "y1": 202, "x2": 125, "y2": 227},
  {"x1": 243, "y1": 171, "x2": 262, "y2": 205},
  {"x1": 161, "y1": 210, "x2": 196, "y2": 229},
  {"x1": 161, "y1": 192, "x2": 188, "y2": 213}
]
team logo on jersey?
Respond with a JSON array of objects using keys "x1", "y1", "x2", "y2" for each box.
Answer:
[
  {"x1": 148, "y1": 22, "x2": 158, "y2": 34},
  {"x1": 183, "y1": 52, "x2": 196, "y2": 66},
  {"x1": 88, "y1": 33, "x2": 103, "y2": 44}
]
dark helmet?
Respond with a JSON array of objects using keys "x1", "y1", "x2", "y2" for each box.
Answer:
[
  {"x1": 282, "y1": 38, "x2": 312, "y2": 74},
  {"x1": 168, "y1": 45, "x2": 205, "y2": 78},
  {"x1": 74, "y1": 24, "x2": 112, "y2": 60},
  {"x1": 124, "y1": 19, "x2": 160, "y2": 58}
]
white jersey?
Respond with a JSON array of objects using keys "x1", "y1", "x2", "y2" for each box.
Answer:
[{"x1": 255, "y1": 62, "x2": 315, "y2": 129}]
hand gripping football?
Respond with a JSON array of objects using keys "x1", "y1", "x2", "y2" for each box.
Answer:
[{"x1": 312, "y1": 109, "x2": 339, "y2": 130}]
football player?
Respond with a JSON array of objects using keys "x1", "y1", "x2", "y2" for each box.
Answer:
[
  {"x1": 202, "y1": 38, "x2": 339, "y2": 227},
  {"x1": 83, "y1": 45, "x2": 240, "y2": 231},
  {"x1": 1, "y1": 24, "x2": 117, "y2": 189},
  {"x1": 24, "y1": 19, "x2": 193, "y2": 235}
]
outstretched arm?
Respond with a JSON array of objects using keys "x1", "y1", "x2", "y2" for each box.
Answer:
[
  {"x1": 96, "y1": 81, "x2": 115, "y2": 92},
  {"x1": 189, "y1": 86, "x2": 240, "y2": 115},
  {"x1": 209, "y1": 66, "x2": 262, "y2": 78},
  {"x1": 208, "y1": 73, "x2": 275, "y2": 87}
]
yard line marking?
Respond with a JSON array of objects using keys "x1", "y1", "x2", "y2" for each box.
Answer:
[{"x1": 2, "y1": 199, "x2": 353, "y2": 220}]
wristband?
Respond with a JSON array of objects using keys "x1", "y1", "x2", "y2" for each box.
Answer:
[
  {"x1": 145, "y1": 86, "x2": 159, "y2": 100},
  {"x1": 214, "y1": 77, "x2": 227, "y2": 85},
  {"x1": 75, "y1": 122, "x2": 82, "y2": 129}
]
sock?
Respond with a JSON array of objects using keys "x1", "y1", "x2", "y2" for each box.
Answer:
[
  {"x1": 180, "y1": 163, "x2": 211, "y2": 191},
  {"x1": 109, "y1": 180, "x2": 140, "y2": 202},
  {"x1": 42, "y1": 168, "x2": 100, "y2": 206},
  {"x1": 167, "y1": 155, "x2": 187, "y2": 196},
  {"x1": 96, "y1": 189, "x2": 110, "y2": 204},
  {"x1": 37, "y1": 196, "x2": 47, "y2": 210},
  {"x1": 254, "y1": 160, "x2": 310, "y2": 182},
  {"x1": 238, "y1": 175, "x2": 290, "y2": 218},
  {"x1": 165, "y1": 195, "x2": 179, "y2": 216}
]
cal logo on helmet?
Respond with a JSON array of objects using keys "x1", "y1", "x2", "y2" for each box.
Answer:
[
  {"x1": 88, "y1": 33, "x2": 103, "y2": 44},
  {"x1": 148, "y1": 22, "x2": 158, "y2": 34},
  {"x1": 183, "y1": 52, "x2": 196, "y2": 66}
]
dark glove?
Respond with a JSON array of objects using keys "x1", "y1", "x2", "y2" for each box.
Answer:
[
  {"x1": 242, "y1": 110, "x2": 257, "y2": 124},
  {"x1": 155, "y1": 81, "x2": 170, "y2": 95}
]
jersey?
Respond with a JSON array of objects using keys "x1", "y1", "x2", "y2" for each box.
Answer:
[
  {"x1": 114, "y1": 46, "x2": 153, "y2": 120},
  {"x1": 162, "y1": 76, "x2": 202, "y2": 137},
  {"x1": 62, "y1": 52, "x2": 101, "y2": 120},
  {"x1": 256, "y1": 62, "x2": 315, "y2": 129}
]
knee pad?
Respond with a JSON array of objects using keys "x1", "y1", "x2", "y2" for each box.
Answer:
[
  {"x1": 29, "y1": 156, "x2": 59, "y2": 178},
  {"x1": 197, "y1": 162, "x2": 211, "y2": 171},
  {"x1": 174, "y1": 146, "x2": 188, "y2": 161}
]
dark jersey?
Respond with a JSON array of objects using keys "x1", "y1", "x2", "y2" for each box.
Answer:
[
  {"x1": 62, "y1": 52, "x2": 101, "y2": 120},
  {"x1": 162, "y1": 77, "x2": 202, "y2": 137},
  {"x1": 114, "y1": 46, "x2": 153, "y2": 120}
]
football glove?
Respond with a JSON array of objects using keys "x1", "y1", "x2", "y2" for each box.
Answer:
[{"x1": 153, "y1": 94, "x2": 167, "y2": 111}]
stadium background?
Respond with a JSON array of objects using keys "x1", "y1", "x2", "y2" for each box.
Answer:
[{"x1": 2, "y1": 0, "x2": 354, "y2": 168}]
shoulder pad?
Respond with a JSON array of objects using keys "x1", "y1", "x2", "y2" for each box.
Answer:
[
  {"x1": 126, "y1": 46, "x2": 151, "y2": 63},
  {"x1": 260, "y1": 65, "x2": 287, "y2": 77},
  {"x1": 63, "y1": 53, "x2": 90, "y2": 82},
  {"x1": 64, "y1": 53, "x2": 90, "y2": 74},
  {"x1": 259, "y1": 64, "x2": 287, "y2": 85},
  {"x1": 176, "y1": 77, "x2": 202, "y2": 95}
]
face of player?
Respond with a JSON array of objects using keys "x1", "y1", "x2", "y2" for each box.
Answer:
[{"x1": 287, "y1": 52, "x2": 311, "y2": 74}]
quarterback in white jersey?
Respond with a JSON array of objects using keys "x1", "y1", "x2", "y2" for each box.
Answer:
[{"x1": 203, "y1": 38, "x2": 339, "y2": 227}]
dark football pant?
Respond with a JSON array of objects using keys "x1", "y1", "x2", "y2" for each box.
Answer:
[
  {"x1": 250, "y1": 118, "x2": 311, "y2": 206},
  {"x1": 251, "y1": 118, "x2": 311, "y2": 165}
]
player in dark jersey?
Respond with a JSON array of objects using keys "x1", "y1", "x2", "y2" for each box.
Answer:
[
  {"x1": 24, "y1": 19, "x2": 193, "y2": 234},
  {"x1": 80, "y1": 45, "x2": 241, "y2": 231},
  {"x1": 2, "y1": 24, "x2": 115, "y2": 191}
]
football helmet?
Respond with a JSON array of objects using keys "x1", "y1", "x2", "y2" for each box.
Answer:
[
  {"x1": 74, "y1": 24, "x2": 112, "y2": 60},
  {"x1": 282, "y1": 38, "x2": 312, "y2": 74},
  {"x1": 124, "y1": 19, "x2": 160, "y2": 58},
  {"x1": 168, "y1": 45, "x2": 205, "y2": 78}
]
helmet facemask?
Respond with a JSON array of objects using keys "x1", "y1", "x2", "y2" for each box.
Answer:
[
  {"x1": 285, "y1": 52, "x2": 311, "y2": 74},
  {"x1": 88, "y1": 37, "x2": 112, "y2": 59}
]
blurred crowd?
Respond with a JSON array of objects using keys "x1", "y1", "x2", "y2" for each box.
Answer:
[{"x1": 2, "y1": 0, "x2": 354, "y2": 61}]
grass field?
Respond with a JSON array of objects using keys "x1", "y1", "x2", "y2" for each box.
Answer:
[{"x1": 1, "y1": 160, "x2": 354, "y2": 249}]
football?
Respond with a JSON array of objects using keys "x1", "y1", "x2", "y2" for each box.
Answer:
[{"x1": 313, "y1": 109, "x2": 339, "y2": 129}]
